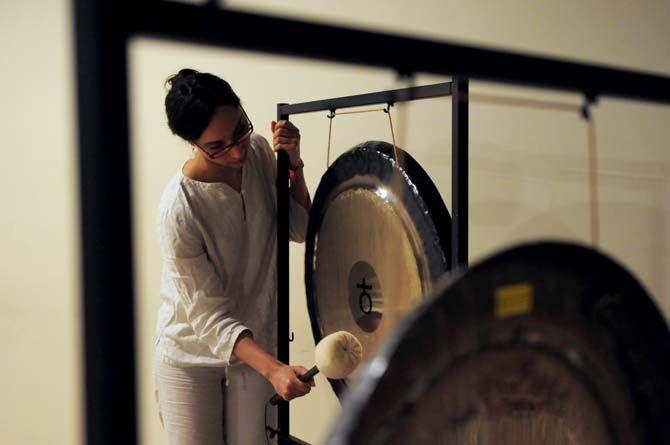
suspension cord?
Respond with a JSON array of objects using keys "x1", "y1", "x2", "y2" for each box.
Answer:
[
  {"x1": 384, "y1": 104, "x2": 399, "y2": 163},
  {"x1": 326, "y1": 105, "x2": 398, "y2": 168},
  {"x1": 583, "y1": 102, "x2": 599, "y2": 246},
  {"x1": 460, "y1": 90, "x2": 599, "y2": 246}
]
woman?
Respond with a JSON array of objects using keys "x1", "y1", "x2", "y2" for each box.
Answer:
[{"x1": 153, "y1": 69, "x2": 314, "y2": 445}]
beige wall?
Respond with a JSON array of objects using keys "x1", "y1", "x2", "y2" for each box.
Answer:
[
  {"x1": 0, "y1": 0, "x2": 81, "y2": 444},
  {"x1": 2, "y1": 0, "x2": 668, "y2": 444}
]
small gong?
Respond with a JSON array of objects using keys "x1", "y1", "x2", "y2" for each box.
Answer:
[{"x1": 305, "y1": 141, "x2": 452, "y2": 398}]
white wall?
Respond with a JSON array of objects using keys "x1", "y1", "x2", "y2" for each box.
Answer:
[
  {"x1": 0, "y1": 0, "x2": 81, "y2": 444},
  {"x1": 2, "y1": 1, "x2": 668, "y2": 444}
]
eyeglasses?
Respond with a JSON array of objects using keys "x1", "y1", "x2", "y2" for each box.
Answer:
[{"x1": 194, "y1": 106, "x2": 253, "y2": 159}]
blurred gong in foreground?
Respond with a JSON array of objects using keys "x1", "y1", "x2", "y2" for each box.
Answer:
[
  {"x1": 329, "y1": 241, "x2": 670, "y2": 445},
  {"x1": 305, "y1": 141, "x2": 451, "y2": 398}
]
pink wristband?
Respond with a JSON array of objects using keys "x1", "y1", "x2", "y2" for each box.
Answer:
[{"x1": 289, "y1": 159, "x2": 304, "y2": 181}]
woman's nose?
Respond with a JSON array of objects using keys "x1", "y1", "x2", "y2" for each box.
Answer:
[{"x1": 229, "y1": 144, "x2": 245, "y2": 159}]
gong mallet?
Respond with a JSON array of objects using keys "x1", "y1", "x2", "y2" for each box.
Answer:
[{"x1": 270, "y1": 331, "x2": 363, "y2": 405}]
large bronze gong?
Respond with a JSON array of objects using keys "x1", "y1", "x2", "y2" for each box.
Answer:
[
  {"x1": 329, "y1": 241, "x2": 670, "y2": 445},
  {"x1": 305, "y1": 141, "x2": 452, "y2": 398}
]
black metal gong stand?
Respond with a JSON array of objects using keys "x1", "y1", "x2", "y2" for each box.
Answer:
[
  {"x1": 272, "y1": 81, "x2": 468, "y2": 444},
  {"x1": 73, "y1": 0, "x2": 669, "y2": 444}
]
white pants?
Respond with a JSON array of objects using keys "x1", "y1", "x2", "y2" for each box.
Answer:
[{"x1": 153, "y1": 354, "x2": 277, "y2": 445}]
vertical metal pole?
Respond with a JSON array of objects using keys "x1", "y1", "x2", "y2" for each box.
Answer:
[
  {"x1": 276, "y1": 104, "x2": 291, "y2": 439},
  {"x1": 74, "y1": 0, "x2": 137, "y2": 444},
  {"x1": 452, "y1": 78, "x2": 469, "y2": 269}
]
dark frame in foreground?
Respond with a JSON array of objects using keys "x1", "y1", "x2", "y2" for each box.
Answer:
[{"x1": 73, "y1": 1, "x2": 669, "y2": 444}]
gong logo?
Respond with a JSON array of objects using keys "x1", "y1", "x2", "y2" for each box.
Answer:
[{"x1": 348, "y1": 261, "x2": 383, "y2": 333}]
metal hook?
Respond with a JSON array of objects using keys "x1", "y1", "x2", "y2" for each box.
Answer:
[
  {"x1": 580, "y1": 93, "x2": 598, "y2": 120},
  {"x1": 289, "y1": 332, "x2": 295, "y2": 342},
  {"x1": 580, "y1": 103, "x2": 590, "y2": 120},
  {"x1": 327, "y1": 109, "x2": 336, "y2": 119},
  {"x1": 384, "y1": 102, "x2": 395, "y2": 113}
]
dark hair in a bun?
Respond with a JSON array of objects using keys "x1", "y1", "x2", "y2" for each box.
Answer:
[{"x1": 164, "y1": 68, "x2": 241, "y2": 141}]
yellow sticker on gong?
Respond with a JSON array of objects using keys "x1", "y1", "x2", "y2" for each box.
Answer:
[{"x1": 494, "y1": 283, "x2": 534, "y2": 318}]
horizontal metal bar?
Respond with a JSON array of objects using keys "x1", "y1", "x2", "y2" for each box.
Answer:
[
  {"x1": 129, "y1": 2, "x2": 669, "y2": 105},
  {"x1": 278, "y1": 82, "x2": 452, "y2": 116}
]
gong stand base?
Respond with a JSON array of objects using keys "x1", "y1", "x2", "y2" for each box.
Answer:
[{"x1": 266, "y1": 426, "x2": 312, "y2": 445}]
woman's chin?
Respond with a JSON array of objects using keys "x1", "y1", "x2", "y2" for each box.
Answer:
[
  {"x1": 228, "y1": 157, "x2": 246, "y2": 168},
  {"x1": 214, "y1": 156, "x2": 246, "y2": 169}
]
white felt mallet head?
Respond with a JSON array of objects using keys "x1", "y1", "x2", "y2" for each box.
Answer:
[
  {"x1": 270, "y1": 331, "x2": 363, "y2": 405},
  {"x1": 315, "y1": 330, "x2": 363, "y2": 379}
]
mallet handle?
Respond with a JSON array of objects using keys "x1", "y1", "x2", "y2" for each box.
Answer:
[{"x1": 270, "y1": 366, "x2": 319, "y2": 405}]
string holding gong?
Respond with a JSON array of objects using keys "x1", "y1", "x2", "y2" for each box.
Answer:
[
  {"x1": 326, "y1": 104, "x2": 399, "y2": 168},
  {"x1": 305, "y1": 140, "x2": 452, "y2": 399}
]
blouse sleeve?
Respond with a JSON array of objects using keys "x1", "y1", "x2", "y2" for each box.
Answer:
[
  {"x1": 255, "y1": 133, "x2": 309, "y2": 243},
  {"x1": 158, "y1": 200, "x2": 251, "y2": 365}
]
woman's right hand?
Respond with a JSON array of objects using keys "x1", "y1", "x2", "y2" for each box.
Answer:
[{"x1": 267, "y1": 364, "x2": 314, "y2": 401}]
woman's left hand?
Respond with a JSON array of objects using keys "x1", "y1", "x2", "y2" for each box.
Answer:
[{"x1": 271, "y1": 120, "x2": 301, "y2": 168}]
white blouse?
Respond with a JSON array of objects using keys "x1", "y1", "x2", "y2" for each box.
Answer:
[{"x1": 155, "y1": 133, "x2": 308, "y2": 368}]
